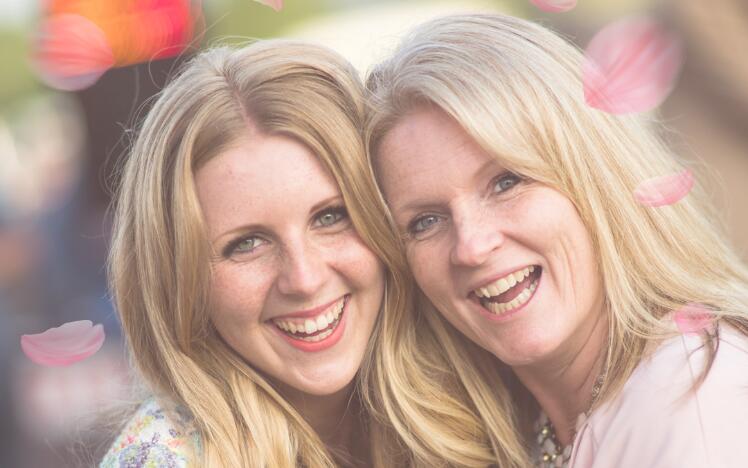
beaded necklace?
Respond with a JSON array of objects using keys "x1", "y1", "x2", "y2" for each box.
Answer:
[{"x1": 534, "y1": 366, "x2": 607, "y2": 468}]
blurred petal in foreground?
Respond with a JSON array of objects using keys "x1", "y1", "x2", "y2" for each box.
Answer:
[
  {"x1": 21, "y1": 320, "x2": 105, "y2": 367},
  {"x1": 33, "y1": 14, "x2": 115, "y2": 91},
  {"x1": 673, "y1": 303, "x2": 713, "y2": 334},
  {"x1": 529, "y1": 0, "x2": 577, "y2": 13},
  {"x1": 634, "y1": 169, "x2": 694, "y2": 207},
  {"x1": 583, "y1": 16, "x2": 683, "y2": 114},
  {"x1": 254, "y1": 0, "x2": 283, "y2": 12}
]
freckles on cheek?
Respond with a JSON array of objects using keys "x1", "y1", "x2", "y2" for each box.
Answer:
[{"x1": 208, "y1": 265, "x2": 268, "y2": 330}]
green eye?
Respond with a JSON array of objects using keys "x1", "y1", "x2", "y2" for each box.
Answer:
[
  {"x1": 318, "y1": 211, "x2": 342, "y2": 226},
  {"x1": 235, "y1": 237, "x2": 259, "y2": 253},
  {"x1": 224, "y1": 236, "x2": 265, "y2": 257},
  {"x1": 314, "y1": 206, "x2": 348, "y2": 227}
]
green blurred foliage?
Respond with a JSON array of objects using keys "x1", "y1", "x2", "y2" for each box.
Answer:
[
  {"x1": 205, "y1": 0, "x2": 330, "y2": 44},
  {"x1": 0, "y1": 0, "x2": 655, "y2": 115},
  {"x1": 0, "y1": 28, "x2": 39, "y2": 112},
  {"x1": 0, "y1": 0, "x2": 332, "y2": 113}
]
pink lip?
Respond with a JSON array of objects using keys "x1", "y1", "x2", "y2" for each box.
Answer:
[
  {"x1": 469, "y1": 270, "x2": 542, "y2": 323},
  {"x1": 270, "y1": 296, "x2": 349, "y2": 352},
  {"x1": 271, "y1": 296, "x2": 344, "y2": 320},
  {"x1": 468, "y1": 264, "x2": 540, "y2": 296}
]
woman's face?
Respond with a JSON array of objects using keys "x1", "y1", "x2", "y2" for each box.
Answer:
[
  {"x1": 196, "y1": 132, "x2": 384, "y2": 396},
  {"x1": 375, "y1": 106, "x2": 604, "y2": 367}
]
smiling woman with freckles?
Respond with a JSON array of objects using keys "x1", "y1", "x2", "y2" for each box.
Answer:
[
  {"x1": 99, "y1": 40, "x2": 422, "y2": 468},
  {"x1": 365, "y1": 13, "x2": 748, "y2": 468},
  {"x1": 100, "y1": 38, "x2": 522, "y2": 468}
]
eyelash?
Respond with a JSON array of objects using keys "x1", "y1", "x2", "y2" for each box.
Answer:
[
  {"x1": 406, "y1": 172, "x2": 523, "y2": 236},
  {"x1": 222, "y1": 205, "x2": 350, "y2": 257}
]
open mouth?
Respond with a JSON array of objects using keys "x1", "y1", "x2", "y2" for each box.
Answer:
[
  {"x1": 271, "y1": 295, "x2": 347, "y2": 343},
  {"x1": 473, "y1": 266, "x2": 541, "y2": 315}
]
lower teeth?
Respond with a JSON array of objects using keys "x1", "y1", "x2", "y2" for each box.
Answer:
[{"x1": 482, "y1": 280, "x2": 538, "y2": 314}]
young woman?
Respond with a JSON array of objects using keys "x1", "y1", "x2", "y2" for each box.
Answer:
[
  {"x1": 366, "y1": 13, "x2": 748, "y2": 468},
  {"x1": 100, "y1": 40, "x2": 389, "y2": 468},
  {"x1": 100, "y1": 39, "x2": 520, "y2": 468}
]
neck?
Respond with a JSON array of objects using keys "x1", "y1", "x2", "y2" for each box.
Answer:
[
  {"x1": 277, "y1": 381, "x2": 367, "y2": 464},
  {"x1": 512, "y1": 311, "x2": 608, "y2": 446}
]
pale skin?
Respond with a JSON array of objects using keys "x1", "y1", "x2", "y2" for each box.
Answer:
[
  {"x1": 375, "y1": 105, "x2": 607, "y2": 446},
  {"x1": 195, "y1": 128, "x2": 384, "y2": 462}
]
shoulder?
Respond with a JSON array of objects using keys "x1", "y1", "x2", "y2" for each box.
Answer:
[
  {"x1": 572, "y1": 323, "x2": 748, "y2": 468},
  {"x1": 99, "y1": 397, "x2": 201, "y2": 468},
  {"x1": 599, "y1": 322, "x2": 748, "y2": 413},
  {"x1": 627, "y1": 323, "x2": 748, "y2": 405}
]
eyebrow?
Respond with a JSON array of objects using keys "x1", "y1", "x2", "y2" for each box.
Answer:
[
  {"x1": 391, "y1": 157, "x2": 504, "y2": 217},
  {"x1": 212, "y1": 194, "x2": 345, "y2": 245}
]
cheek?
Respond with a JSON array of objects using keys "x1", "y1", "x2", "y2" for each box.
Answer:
[
  {"x1": 208, "y1": 263, "x2": 273, "y2": 329},
  {"x1": 518, "y1": 190, "x2": 601, "y2": 304},
  {"x1": 406, "y1": 243, "x2": 450, "y2": 300},
  {"x1": 330, "y1": 233, "x2": 385, "y2": 293}
]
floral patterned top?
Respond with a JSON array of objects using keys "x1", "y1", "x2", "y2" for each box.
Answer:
[{"x1": 99, "y1": 398, "x2": 201, "y2": 468}]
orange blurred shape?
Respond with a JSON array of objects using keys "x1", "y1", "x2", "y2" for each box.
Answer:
[
  {"x1": 34, "y1": 14, "x2": 116, "y2": 91},
  {"x1": 35, "y1": 0, "x2": 201, "y2": 90}
]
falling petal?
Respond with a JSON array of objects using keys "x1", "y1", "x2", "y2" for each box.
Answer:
[
  {"x1": 529, "y1": 0, "x2": 577, "y2": 13},
  {"x1": 38, "y1": 1, "x2": 199, "y2": 70},
  {"x1": 33, "y1": 14, "x2": 115, "y2": 91},
  {"x1": 21, "y1": 320, "x2": 105, "y2": 367},
  {"x1": 634, "y1": 169, "x2": 694, "y2": 207},
  {"x1": 254, "y1": 0, "x2": 283, "y2": 12},
  {"x1": 583, "y1": 16, "x2": 683, "y2": 114},
  {"x1": 673, "y1": 303, "x2": 713, "y2": 334}
]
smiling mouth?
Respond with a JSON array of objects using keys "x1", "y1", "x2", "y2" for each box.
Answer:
[
  {"x1": 271, "y1": 296, "x2": 347, "y2": 342},
  {"x1": 473, "y1": 266, "x2": 542, "y2": 315}
]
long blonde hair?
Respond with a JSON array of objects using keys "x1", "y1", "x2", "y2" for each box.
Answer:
[
  {"x1": 108, "y1": 40, "x2": 416, "y2": 467},
  {"x1": 365, "y1": 12, "x2": 748, "y2": 464}
]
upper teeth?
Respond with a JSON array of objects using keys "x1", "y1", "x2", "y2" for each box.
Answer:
[
  {"x1": 273, "y1": 298, "x2": 345, "y2": 334},
  {"x1": 475, "y1": 266, "x2": 536, "y2": 298}
]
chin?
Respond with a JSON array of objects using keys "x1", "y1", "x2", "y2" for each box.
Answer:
[
  {"x1": 488, "y1": 332, "x2": 562, "y2": 368},
  {"x1": 290, "y1": 362, "x2": 359, "y2": 396}
]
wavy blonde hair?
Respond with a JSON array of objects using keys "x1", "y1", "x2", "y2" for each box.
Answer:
[
  {"x1": 108, "y1": 40, "x2": 413, "y2": 467},
  {"x1": 365, "y1": 13, "x2": 748, "y2": 464}
]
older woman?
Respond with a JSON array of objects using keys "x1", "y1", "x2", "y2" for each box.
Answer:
[{"x1": 366, "y1": 13, "x2": 748, "y2": 468}]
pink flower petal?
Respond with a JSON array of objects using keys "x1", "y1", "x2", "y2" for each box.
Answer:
[
  {"x1": 33, "y1": 14, "x2": 115, "y2": 91},
  {"x1": 529, "y1": 0, "x2": 577, "y2": 13},
  {"x1": 21, "y1": 320, "x2": 105, "y2": 367},
  {"x1": 634, "y1": 169, "x2": 694, "y2": 207},
  {"x1": 254, "y1": 0, "x2": 283, "y2": 12},
  {"x1": 673, "y1": 303, "x2": 713, "y2": 334},
  {"x1": 583, "y1": 16, "x2": 683, "y2": 114}
]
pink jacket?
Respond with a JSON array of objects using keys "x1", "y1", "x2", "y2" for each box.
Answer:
[{"x1": 570, "y1": 324, "x2": 748, "y2": 468}]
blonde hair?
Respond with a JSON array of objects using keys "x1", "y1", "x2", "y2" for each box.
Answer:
[
  {"x1": 108, "y1": 40, "x2": 414, "y2": 467},
  {"x1": 365, "y1": 12, "x2": 748, "y2": 463}
]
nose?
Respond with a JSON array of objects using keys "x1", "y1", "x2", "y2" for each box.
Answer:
[
  {"x1": 449, "y1": 207, "x2": 505, "y2": 267},
  {"x1": 276, "y1": 239, "x2": 329, "y2": 298}
]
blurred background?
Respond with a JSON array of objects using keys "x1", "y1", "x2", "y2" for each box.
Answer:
[{"x1": 0, "y1": 0, "x2": 745, "y2": 466}]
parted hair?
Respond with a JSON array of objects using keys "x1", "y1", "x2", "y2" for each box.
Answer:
[
  {"x1": 108, "y1": 40, "x2": 404, "y2": 467},
  {"x1": 108, "y1": 37, "x2": 518, "y2": 467},
  {"x1": 365, "y1": 13, "x2": 748, "y2": 465}
]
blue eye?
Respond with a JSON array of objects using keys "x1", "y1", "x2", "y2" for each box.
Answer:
[
  {"x1": 493, "y1": 172, "x2": 521, "y2": 193},
  {"x1": 410, "y1": 214, "x2": 441, "y2": 234}
]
